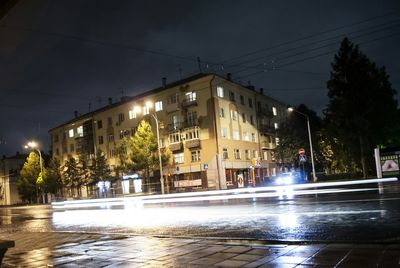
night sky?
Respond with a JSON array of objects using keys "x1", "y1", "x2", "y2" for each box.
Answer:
[{"x1": 0, "y1": 0, "x2": 399, "y2": 156}]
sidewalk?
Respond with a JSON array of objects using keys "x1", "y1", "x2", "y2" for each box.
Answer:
[{"x1": 1, "y1": 232, "x2": 400, "y2": 267}]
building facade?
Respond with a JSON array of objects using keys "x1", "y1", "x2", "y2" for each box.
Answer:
[
  {"x1": 0, "y1": 153, "x2": 27, "y2": 205},
  {"x1": 49, "y1": 73, "x2": 287, "y2": 195}
]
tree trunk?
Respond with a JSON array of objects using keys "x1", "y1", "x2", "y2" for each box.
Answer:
[{"x1": 359, "y1": 135, "x2": 367, "y2": 178}]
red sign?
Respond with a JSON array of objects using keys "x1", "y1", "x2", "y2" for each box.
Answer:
[{"x1": 298, "y1": 148, "x2": 305, "y2": 155}]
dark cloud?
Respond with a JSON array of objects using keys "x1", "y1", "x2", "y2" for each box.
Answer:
[{"x1": 0, "y1": 0, "x2": 399, "y2": 155}]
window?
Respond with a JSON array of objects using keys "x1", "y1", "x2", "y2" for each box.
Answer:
[
  {"x1": 231, "y1": 110, "x2": 237, "y2": 120},
  {"x1": 108, "y1": 134, "x2": 114, "y2": 142},
  {"x1": 129, "y1": 110, "x2": 137, "y2": 119},
  {"x1": 186, "y1": 91, "x2": 197, "y2": 102},
  {"x1": 187, "y1": 111, "x2": 198, "y2": 126},
  {"x1": 220, "y1": 108, "x2": 225, "y2": 118},
  {"x1": 69, "y1": 144, "x2": 74, "y2": 153},
  {"x1": 169, "y1": 132, "x2": 180, "y2": 143},
  {"x1": 240, "y1": 95, "x2": 245, "y2": 105},
  {"x1": 242, "y1": 113, "x2": 246, "y2": 123},
  {"x1": 54, "y1": 134, "x2": 59, "y2": 143},
  {"x1": 174, "y1": 153, "x2": 184, "y2": 164},
  {"x1": 243, "y1": 132, "x2": 249, "y2": 141},
  {"x1": 107, "y1": 117, "x2": 112, "y2": 126},
  {"x1": 77, "y1": 126, "x2": 83, "y2": 137},
  {"x1": 245, "y1": 150, "x2": 251, "y2": 160},
  {"x1": 97, "y1": 120, "x2": 103, "y2": 129},
  {"x1": 272, "y1": 106, "x2": 277, "y2": 116},
  {"x1": 118, "y1": 113, "x2": 125, "y2": 123},
  {"x1": 99, "y1": 136, "x2": 104, "y2": 144},
  {"x1": 250, "y1": 115, "x2": 254, "y2": 125},
  {"x1": 248, "y1": 98, "x2": 253, "y2": 108},
  {"x1": 251, "y1": 133, "x2": 256, "y2": 142},
  {"x1": 232, "y1": 130, "x2": 240, "y2": 140},
  {"x1": 68, "y1": 129, "x2": 74, "y2": 138},
  {"x1": 229, "y1": 91, "x2": 235, "y2": 101},
  {"x1": 155, "y1": 101, "x2": 163, "y2": 112},
  {"x1": 186, "y1": 127, "x2": 200, "y2": 140},
  {"x1": 223, "y1": 148, "x2": 229, "y2": 159},
  {"x1": 167, "y1": 93, "x2": 179, "y2": 104},
  {"x1": 253, "y1": 150, "x2": 259, "y2": 158},
  {"x1": 217, "y1": 86, "x2": 224, "y2": 98},
  {"x1": 234, "y1": 149, "x2": 241, "y2": 159},
  {"x1": 131, "y1": 127, "x2": 137, "y2": 136},
  {"x1": 274, "y1": 122, "x2": 279, "y2": 129},
  {"x1": 119, "y1": 130, "x2": 124, "y2": 139},
  {"x1": 56, "y1": 148, "x2": 59, "y2": 156},
  {"x1": 275, "y1": 137, "x2": 280, "y2": 145},
  {"x1": 109, "y1": 149, "x2": 116, "y2": 158},
  {"x1": 263, "y1": 151, "x2": 268, "y2": 160},
  {"x1": 191, "y1": 150, "x2": 200, "y2": 162},
  {"x1": 63, "y1": 146, "x2": 67, "y2": 154},
  {"x1": 143, "y1": 105, "x2": 150, "y2": 115},
  {"x1": 221, "y1": 127, "x2": 228, "y2": 138}
]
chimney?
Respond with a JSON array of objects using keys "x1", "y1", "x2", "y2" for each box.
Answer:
[
  {"x1": 74, "y1": 110, "x2": 78, "y2": 118},
  {"x1": 108, "y1": 97, "x2": 113, "y2": 105},
  {"x1": 227, "y1": 73, "x2": 232, "y2": 81},
  {"x1": 162, "y1": 77, "x2": 167, "y2": 87},
  {"x1": 260, "y1": 88, "x2": 264, "y2": 95}
]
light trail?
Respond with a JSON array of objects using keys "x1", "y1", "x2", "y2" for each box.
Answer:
[{"x1": 52, "y1": 178, "x2": 397, "y2": 209}]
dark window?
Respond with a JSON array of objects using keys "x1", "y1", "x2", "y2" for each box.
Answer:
[
  {"x1": 229, "y1": 91, "x2": 235, "y2": 101},
  {"x1": 250, "y1": 115, "x2": 254, "y2": 125},
  {"x1": 242, "y1": 113, "x2": 246, "y2": 123},
  {"x1": 107, "y1": 117, "x2": 112, "y2": 126},
  {"x1": 248, "y1": 98, "x2": 253, "y2": 108},
  {"x1": 108, "y1": 134, "x2": 114, "y2": 142},
  {"x1": 97, "y1": 120, "x2": 103, "y2": 129},
  {"x1": 118, "y1": 113, "x2": 124, "y2": 123},
  {"x1": 99, "y1": 136, "x2": 104, "y2": 144},
  {"x1": 54, "y1": 134, "x2": 59, "y2": 143},
  {"x1": 240, "y1": 95, "x2": 245, "y2": 105}
]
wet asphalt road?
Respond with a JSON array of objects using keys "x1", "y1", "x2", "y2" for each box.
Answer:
[{"x1": 1, "y1": 181, "x2": 400, "y2": 243}]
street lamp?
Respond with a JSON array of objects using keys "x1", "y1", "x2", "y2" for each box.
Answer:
[
  {"x1": 24, "y1": 141, "x2": 44, "y2": 202},
  {"x1": 135, "y1": 102, "x2": 165, "y2": 194},
  {"x1": 288, "y1": 107, "x2": 317, "y2": 182}
]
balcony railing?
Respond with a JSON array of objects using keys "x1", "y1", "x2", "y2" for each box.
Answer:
[
  {"x1": 181, "y1": 98, "x2": 198, "y2": 108},
  {"x1": 169, "y1": 142, "x2": 182, "y2": 151},
  {"x1": 185, "y1": 139, "x2": 200, "y2": 149}
]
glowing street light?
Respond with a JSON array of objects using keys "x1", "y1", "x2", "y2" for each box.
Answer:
[
  {"x1": 135, "y1": 102, "x2": 165, "y2": 194},
  {"x1": 288, "y1": 107, "x2": 317, "y2": 182},
  {"x1": 24, "y1": 140, "x2": 44, "y2": 203}
]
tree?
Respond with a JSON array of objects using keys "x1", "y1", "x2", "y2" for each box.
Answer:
[
  {"x1": 17, "y1": 152, "x2": 41, "y2": 203},
  {"x1": 325, "y1": 38, "x2": 399, "y2": 177},
  {"x1": 62, "y1": 157, "x2": 80, "y2": 197},
  {"x1": 89, "y1": 150, "x2": 111, "y2": 186},
  {"x1": 43, "y1": 158, "x2": 63, "y2": 199},
  {"x1": 128, "y1": 120, "x2": 159, "y2": 191},
  {"x1": 276, "y1": 104, "x2": 323, "y2": 172}
]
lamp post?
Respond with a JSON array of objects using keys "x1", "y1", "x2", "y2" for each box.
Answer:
[
  {"x1": 288, "y1": 107, "x2": 317, "y2": 182},
  {"x1": 24, "y1": 141, "x2": 44, "y2": 202},
  {"x1": 135, "y1": 102, "x2": 165, "y2": 194}
]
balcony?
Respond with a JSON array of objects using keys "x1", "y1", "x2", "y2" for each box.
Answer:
[
  {"x1": 185, "y1": 139, "x2": 200, "y2": 149},
  {"x1": 167, "y1": 122, "x2": 184, "y2": 131},
  {"x1": 259, "y1": 123, "x2": 275, "y2": 134},
  {"x1": 181, "y1": 98, "x2": 198, "y2": 108},
  {"x1": 169, "y1": 142, "x2": 182, "y2": 151},
  {"x1": 261, "y1": 141, "x2": 274, "y2": 149},
  {"x1": 257, "y1": 107, "x2": 274, "y2": 118}
]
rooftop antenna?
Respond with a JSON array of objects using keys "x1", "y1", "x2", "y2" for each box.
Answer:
[
  {"x1": 178, "y1": 64, "x2": 182, "y2": 80},
  {"x1": 197, "y1": 56, "x2": 202, "y2": 73}
]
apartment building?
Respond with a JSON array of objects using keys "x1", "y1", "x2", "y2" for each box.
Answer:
[
  {"x1": 49, "y1": 73, "x2": 287, "y2": 194},
  {"x1": 0, "y1": 152, "x2": 27, "y2": 205}
]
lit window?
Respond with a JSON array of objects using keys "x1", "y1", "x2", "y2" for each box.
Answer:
[
  {"x1": 272, "y1": 106, "x2": 277, "y2": 116},
  {"x1": 129, "y1": 110, "x2": 137, "y2": 119},
  {"x1": 275, "y1": 137, "x2": 280, "y2": 145},
  {"x1": 243, "y1": 132, "x2": 249, "y2": 141},
  {"x1": 174, "y1": 153, "x2": 184, "y2": 164},
  {"x1": 221, "y1": 128, "x2": 227, "y2": 138},
  {"x1": 186, "y1": 127, "x2": 200, "y2": 140},
  {"x1": 186, "y1": 91, "x2": 197, "y2": 102},
  {"x1": 143, "y1": 105, "x2": 150, "y2": 115},
  {"x1": 217, "y1": 86, "x2": 224, "y2": 98},
  {"x1": 191, "y1": 150, "x2": 200, "y2": 162},
  {"x1": 223, "y1": 148, "x2": 229, "y2": 159},
  {"x1": 68, "y1": 129, "x2": 74, "y2": 138},
  {"x1": 77, "y1": 126, "x2": 83, "y2": 137},
  {"x1": 234, "y1": 149, "x2": 241, "y2": 159},
  {"x1": 231, "y1": 110, "x2": 237, "y2": 120},
  {"x1": 263, "y1": 151, "x2": 268, "y2": 160},
  {"x1": 169, "y1": 132, "x2": 180, "y2": 143},
  {"x1": 233, "y1": 130, "x2": 240, "y2": 140},
  {"x1": 252, "y1": 133, "x2": 256, "y2": 142},
  {"x1": 274, "y1": 122, "x2": 279, "y2": 129},
  {"x1": 155, "y1": 101, "x2": 163, "y2": 112}
]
